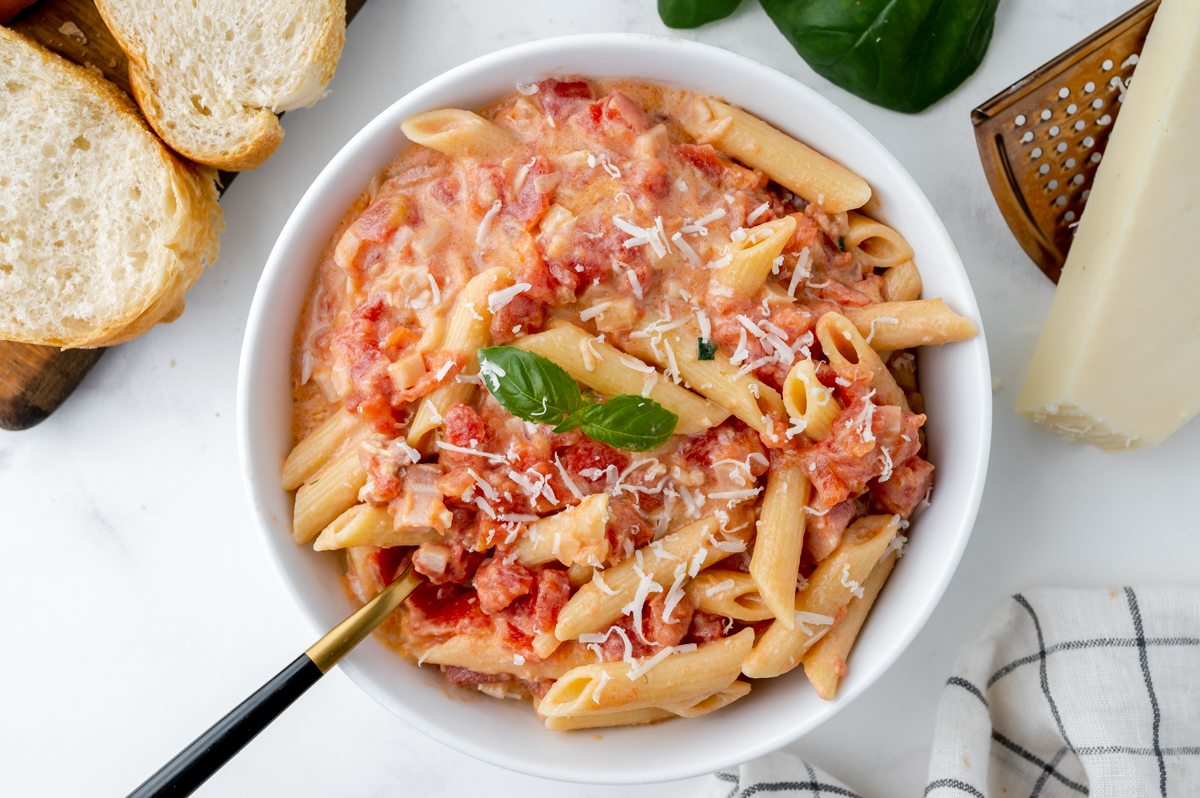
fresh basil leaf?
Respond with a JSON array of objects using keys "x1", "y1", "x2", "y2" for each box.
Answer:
[
  {"x1": 760, "y1": 0, "x2": 1001, "y2": 114},
  {"x1": 658, "y1": 0, "x2": 743, "y2": 29},
  {"x1": 570, "y1": 395, "x2": 679, "y2": 452},
  {"x1": 477, "y1": 346, "x2": 582, "y2": 424},
  {"x1": 698, "y1": 338, "x2": 718, "y2": 361}
]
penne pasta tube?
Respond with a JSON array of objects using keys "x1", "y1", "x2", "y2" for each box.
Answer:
[
  {"x1": 516, "y1": 493, "x2": 610, "y2": 567},
  {"x1": 686, "y1": 569, "x2": 775, "y2": 622},
  {"x1": 313, "y1": 504, "x2": 441, "y2": 551},
  {"x1": 749, "y1": 460, "x2": 810, "y2": 627},
  {"x1": 538, "y1": 629, "x2": 754, "y2": 717},
  {"x1": 662, "y1": 679, "x2": 752, "y2": 718},
  {"x1": 802, "y1": 550, "x2": 898, "y2": 700},
  {"x1": 713, "y1": 216, "x2": 797, "y2": 297},
  {"x1": 543, "y1": 707, "x2": 675, "y2": 731},
  {"x1": 845, "y1": 212, "x2": 914, "y2": 271},
  {"x1": 681, "y1": 98, "x2": 871, "y2": 213},
  {"x1": 517, "y1": 323, "x2": 729, "y2": 435},
  {"x1": 408, "y1": 267, "x2": 512, "y2": 445},
  {"x1": 282, "y1": 407, "x2": 369, "y2": 491},
  {"x1": 882, "y1": 259, "x2": 923, "y2": 303},
  {"x1": 292, "y1": 448, "x2": 368, "y2": 544},
  {"x1": 620, "y1": 313, "x2": 784, "y2": 435},
  {"x1": 421, "y1": 634, "x2": 593, "y2": 681},
  {"x1": 815, "y1": 312, "x2": 908, "y2": 410},
  {"x1": 842, "y1": 299, "x2": 978, "y2": 351},
  {"x1": 400, "y1": 108, "x2": 521, "y2": 160},
  {"x1": 741, "y1": 515, "x2": 899, "y2": 679},
  {"x1": 782, "y1": 359, "x2": 843, "y2": 441},
  {"x1": 555, "y1": 516, "x2": 738, "y2": 641}
]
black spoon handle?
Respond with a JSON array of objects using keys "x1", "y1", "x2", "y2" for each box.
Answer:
[
  {"x1": 126, "y1": 653, "x2": 323, "y2": 798},
  {"x1": 126, "y1": 565, "x2": 423, "y2": 798}
]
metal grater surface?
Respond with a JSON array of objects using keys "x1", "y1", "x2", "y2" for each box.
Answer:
[{"x1": 972, "y1": 0, "x2": 1159, "y2": 283}]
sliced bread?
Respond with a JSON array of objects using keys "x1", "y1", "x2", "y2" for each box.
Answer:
[
  {"x1": 0, "y1": 27, "x2": 223, "y2": 348},
  {"x1": 96, "y1": 0, "x2": 346, "y2": 171}
]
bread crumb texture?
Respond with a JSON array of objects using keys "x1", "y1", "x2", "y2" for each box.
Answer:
[
  {"x1": 0, "y1": 28, "x2": 222, "y2": 348},
  {"x1": 96, "y1": 0, "x2": 346, "y2": 170}
]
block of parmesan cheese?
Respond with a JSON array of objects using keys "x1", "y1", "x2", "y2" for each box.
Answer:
[{"x1": 1018, "y1": 0, "x2": 1200, "y2": 451}]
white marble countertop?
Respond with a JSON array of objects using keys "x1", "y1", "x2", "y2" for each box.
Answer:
[{"x1": 4, "y1": 0, "x2": 1198, "y2": 795}]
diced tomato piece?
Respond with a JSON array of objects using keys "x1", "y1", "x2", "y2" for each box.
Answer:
[
  {"x1": 685, "y1": 611, "x2": 727, "y2": 645},
  {"x1": 475, "y1": 556, "x2": 535, "y2": 615},
  {"x1": 537, "y1": 78, "x2": 595, "y2": 120},
  {"x1": 629, "y1": 157, "x2": 669, "y2": 199},
  {"x1": 562, "y1": 439, "x2": 630, "y2": 484},
  {"x1": 405, "y1": 583, "x2": 492, "y2": 637},
  {"x1": 606, "y1": 499, "x2": 652, "y2": 563},
  {"x1": 443, "y1": 403, "x2": 487, "y2": 449},
  {"x1": 412, "y1": 542, "x2": 484, "y2": 585},
  {"x1": 871, "y1": 456, "x2": 934, "y2": 518},
  {"x1": 672, "y1": 143, "x2": 725, "y2": 183},
  {"x1": 444, "y1": 666, "x2": 512, "y2": 685},
  {"x1": 501, "y1": 567, "x2": 571, "y2": 635},
  {"x1": 805, "y1": 499, "x2": 856, "y2": 563}
]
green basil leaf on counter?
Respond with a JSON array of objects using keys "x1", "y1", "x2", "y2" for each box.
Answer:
[
  {"x1": 477, "y1": 346, "x2": 581, "y2": 424},
  {"x1": 658, "y1": 0, "x2": 743, "y2": 29},
  {"x1": 570, "y1": 395, "x2": 679, "y2": 452},
  {"x1": 758, "y1": 0, "x2": 1001, "y2": 114},
  {"x1": 698, "y1": 338, "x2": 718, "y2": 360}
]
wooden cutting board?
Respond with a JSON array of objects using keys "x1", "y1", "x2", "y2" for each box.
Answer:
[{"x1": 0, "y1": 0, "x2": 366, "y2": 431}]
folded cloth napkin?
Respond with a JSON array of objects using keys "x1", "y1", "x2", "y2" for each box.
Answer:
[{"x1": 704, "y1": 588, "x2": 1200, "y2": 798}]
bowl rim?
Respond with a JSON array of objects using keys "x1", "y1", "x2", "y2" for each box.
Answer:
[{"x1": 238, "y1": 31, "x2": 991, "y2": 784}]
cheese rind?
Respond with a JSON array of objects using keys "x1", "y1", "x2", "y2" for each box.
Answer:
[{"x1": 1018, "y1": 0, "x2": 1200, "y2": 451}]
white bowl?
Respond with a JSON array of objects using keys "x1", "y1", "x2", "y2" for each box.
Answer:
[{"x1": 238, "y1": 33, "x2": 991, "y2": 784}]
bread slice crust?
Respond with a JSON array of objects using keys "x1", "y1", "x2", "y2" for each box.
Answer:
[
  {"x1": 96, "y1": 0, "x2": 346, "y2": 171},
  {"x1": 0, "y1": 28, "x2": 223, "y2": 348}
]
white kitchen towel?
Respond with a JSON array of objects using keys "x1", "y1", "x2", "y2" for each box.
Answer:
[{"x1": 704, "y1": 587, "x2": 1200, "y2": 798}]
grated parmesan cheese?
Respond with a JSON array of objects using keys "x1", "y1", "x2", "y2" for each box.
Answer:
[
  {"x1": 477, "y1": 200, "x2": 503, "y2": 246},
  {"x1": 488, "y1": 283, "x2": 532, "y2": 313},
  {"x1": 841, "y1": 563, "x2": 865, "y2": 599}
]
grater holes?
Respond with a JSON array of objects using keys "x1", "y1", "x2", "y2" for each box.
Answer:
[
  {"x1": 1098, "y1": 114, "x2": 1112, "y2": 126},
  {"x1": 1066, "y1": 103, "x2": 1078, "y2": 115},
  {"x1": 1048, "y1": 179, "x2": 1059, "y2": 190},
  {"x1": 1054, "y1": 196, "x2": 1067, "y2": 207},
  {"x1": 1021, "y1": 131, "x2": 1034, "y2": 143},
  {"x1": 1064, "y1": 211, "x2": 1076, "y2": 222},
  {"x1": 1092, "y1": 98, "x2": 1104, "y2": 109},
  {"x1": 1049, "y1": 125, "x2": 1060, "y2": 137},
  {"x1": 1065, "y1": 158, "x2": 1076, "y2": 169},
  {"x1": 1040, "y1": 109, "x2": 1052, "y2": 121},
  {"x1": 1084, "y1": 81, "x2": 1096, "y2": 93},
  {"x1": 1122, "y1": 54, "x2": 1139, "y2": 68},
  {"x1": 1082, "y1": 189, "x2": 1092, "y2": 200},
  {"x1": 1056, "y1": 142, "x2": 1068, "y2": 153},
  {"x1": 1039, "y1": 163, "x2": 1051, "y2": 175},
  {"x1": 1082, "y1": 136, "x2": 1096, "y2": 148},
  {"x1": 1058, "y1": 87, "x2": 1070, "y2": 99},
  {"x1": 1074, "y1": 120, "x2": 1086, "y2": 131},
  {"x1": 1031, "y1": 147, "x2": 1043, "y2": 158},
  {"x1": 1090, "y1": 152, "x2": 1101, "y2": 163},
  {"x1": 1102, "y1": 59, "x2": 1114, "y2": 70},
  {"x1": 1072, "y1": 174, "x2": 1085, "y2": 185},
  {"x1": 1015, "y1": 114, "x2": 1027, "y2": 126}
]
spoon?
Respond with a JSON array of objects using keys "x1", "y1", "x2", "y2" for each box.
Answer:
[{"x1": 126, "y1": 564, "x2": 424, "y2": 798}]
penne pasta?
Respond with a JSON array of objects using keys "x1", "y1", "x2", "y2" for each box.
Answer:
[
  {"x1": 400, "y1": 108, "x2": 521, "y2": 159},
  {"x1": 516, "y1": 493, "x2": 610, "y2": 567},
  {"x1": 421, "y1": 634, "x2": 593, "y2": 681},
  {"x1": 741, "y1": 515, "x2": 899, "y2": 679},
  {"x1": 845, "y1": 212, "x2": 914, "y2": 271},
  {"x1": 313, "y1": 504, "x2": 441, "y2": 551},
  {"x1": 882, "y1": 259, "x2": 923, "y2": 303},
  {"x1": 681, "y1": 97, "x2": 871, "y2": 213},
  {"x1": 408, "y1": 267, "x2": 512, "y2": 446},
  {"x1": 749, "y1": 460, "x2": 810, "y2": 627},
  {"x1": 292, "y1": 448, "x2": 368, "y2": 544},
  {"x1": 842, "y1": 299, "x2": 978, "y2": 351},
  {"x1": 663, "y1": 679, "x2": 752, "y2": 718},
  {"x1": 555, "y1": 516, "x2": 740, "y2": 641},
  {"x1": 282, "y1": 407, "x2": 369, "y2": 491},
  {"x1": 542, "y1": 707, "x2": 675, "y2": 731},
  {"x1": 815, "y1": 312, "x2": 908, "y2": 410},
  {"x1": 620, "y1": 313, "x2": 784, "y2": 435},
  {"x1": 538, "y1": 629, "x2": 754, "y2": 717},
  {"x1": 713, "y1": 216, "x2": 797, "y2": 297},
  {"x1": 686, "y1": 569, "x2": 775, "y2": 622},
  {"x1": 516, "y1": 323, "x2": 729, "y2": 435},
  {"x1": 782, "y1": 359, "x2": 843, "y2": 441},
  {"x1": 802, "y1": 550, "x2": 898, "y2": 700}
]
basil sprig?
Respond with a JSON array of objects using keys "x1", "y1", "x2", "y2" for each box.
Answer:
[
  {"x1": 659, "y1": 0, "x2": 1000, "y2": 114},
  {"x1": 478, "y1": 346, "x2": 678, "y2": 452}
]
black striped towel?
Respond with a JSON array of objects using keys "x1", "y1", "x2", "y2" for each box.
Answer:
[{"x1": 705, "y1": 588, "x2": 1200, "y2": 798}]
